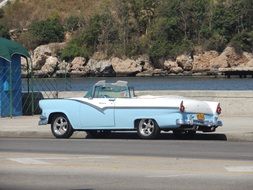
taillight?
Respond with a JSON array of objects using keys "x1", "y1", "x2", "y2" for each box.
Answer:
[
  {"x1": 216, "y1": 103, "x2": 222, "y2": 115},
  {"x1": 180, "y1": 101, "x2": 185, "y2": 112}
]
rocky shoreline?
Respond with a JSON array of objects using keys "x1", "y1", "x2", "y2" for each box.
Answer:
[{"x1": 21, "y1": 42, "x2": 253, "y2": 78}]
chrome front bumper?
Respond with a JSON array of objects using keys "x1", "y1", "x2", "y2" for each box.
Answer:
[
  {"x1": 38, "y1": 115, "x2": 48, "y2": 125},
  {"x1": 176, "y1": 119, "x2": 223, "y2": 127}
]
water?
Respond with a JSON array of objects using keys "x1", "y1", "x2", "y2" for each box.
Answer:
[{"x1": 22, "y1": 76, "x2": 253, "y2": 91}]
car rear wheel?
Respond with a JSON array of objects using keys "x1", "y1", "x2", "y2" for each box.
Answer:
[
  {"x1": 137, "y1": 119, "x2": 160, "y2": 139},
  {"x1": 51, "y1": 114, "x2": 73, "y2": 138}
]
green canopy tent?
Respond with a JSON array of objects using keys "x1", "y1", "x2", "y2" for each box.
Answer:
[
  {"x1": 0, "y1": 37, "x2": 30, "y2": 62},
  {"x1": 0, "y1": 37, "x2": 32, "y2": 117}
]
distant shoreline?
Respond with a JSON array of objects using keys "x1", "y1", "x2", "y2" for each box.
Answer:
[{"x1": 20, "y1": 73, "x2": 253, "y2": 79}]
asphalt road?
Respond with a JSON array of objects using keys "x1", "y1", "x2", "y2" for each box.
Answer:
[{"x1": 0, "y1": 138, "x2": 253, "y2": 190}]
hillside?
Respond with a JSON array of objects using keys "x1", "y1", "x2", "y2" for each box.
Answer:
[
  {"x1": 0, "y1": 0, "x2": 252, "y2": 65},
  {"x1": 1, "y1": 0, "x2": 108, "y2": 27}
]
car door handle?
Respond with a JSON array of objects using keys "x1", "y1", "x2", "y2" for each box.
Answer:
[{"x1": 109, "y1": 98, "x2": 115, "y2": 102}]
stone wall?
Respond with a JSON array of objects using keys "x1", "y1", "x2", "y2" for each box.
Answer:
[{"x1": 25, "y1": 43, "x2": 253, "y2": 77}]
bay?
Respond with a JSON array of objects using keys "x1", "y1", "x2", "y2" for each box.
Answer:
[{"x1": 22, "y1": 76, "x2": 253, "y2": 91}]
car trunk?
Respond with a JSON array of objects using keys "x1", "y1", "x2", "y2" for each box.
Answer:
[{"x1": 183, "y1": 99, "x2": 217, "y2": 115}]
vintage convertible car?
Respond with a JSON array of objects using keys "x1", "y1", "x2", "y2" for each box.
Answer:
[{"x1": 39, "y1": 80, "x2": 222, "y2": 139}]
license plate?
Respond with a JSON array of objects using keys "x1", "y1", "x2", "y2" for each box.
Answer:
[{"x1": 197, "y1": 113, "x2": 205, "y2": 121}]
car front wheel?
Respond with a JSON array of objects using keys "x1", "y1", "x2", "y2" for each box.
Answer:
[
  {"x1": 51, "y1": 114, "x2": 74, "y2": 138},
  {"x1": 137, "y1": 119, "x2": 160, "y2": 139}
]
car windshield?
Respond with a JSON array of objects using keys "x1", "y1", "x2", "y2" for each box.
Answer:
[
  {"x1": 84, "y1": 84, "x2": 133, "y2": 98},
  {"x1": 94, "y1": 85, "x2": 130, "y2": 98}
]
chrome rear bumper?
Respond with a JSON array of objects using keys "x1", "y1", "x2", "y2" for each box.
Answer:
[{"x1": 176, "y1": 119, "x2": 223, "y2": 127}]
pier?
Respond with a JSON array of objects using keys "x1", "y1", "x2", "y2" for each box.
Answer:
[{"x1": 220, "y1": 68, "x2": 253, "y2": 78}]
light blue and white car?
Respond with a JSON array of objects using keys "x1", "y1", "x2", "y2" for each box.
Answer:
[{"x1": 39, "y1": 80, "x2": 222, "y2": 139}]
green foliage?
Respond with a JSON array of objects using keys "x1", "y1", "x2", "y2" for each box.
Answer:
[
  {"x1": 61, "y1": 38, "x2": 90, "y2": 61},
  {"x1": 230, "y1": 31, "x2": 253, "y2": 53},
  {"x1": 146, "y1": 6, "x2": 190, "y2": 58},
  {"x1": 64, "y1": 16, "x2": 84, "y2": 32},
  {"x1": 18, "y1": 31, "x2": 40, "y2": 50},
  {"x1": 211, "y1": 0, "x2": 252, "y2": 43},
  {"x1": 0, "y1": 24, "x2": 10, "y2": 39},
  {"x1": 29, "y1": 18, "x2": 64, "y2": 45},
  {"x1": 211, "y1": 4, "x2": 237, "y2": 41},
  {"x1": 0, "y1": 9, "x2": 9, "y2": 39},
  {"x1": 61, "y1": 11, "x2": 122, "y2": 60},
  {"x1": 61, "y1": 14, "x2": 110, "y2": 60},
  {"x1": 170, "y1": 39, "x2": 194, "y2": 56},
  {"x1": 204, "y1": 33, "x2": 227, "y2": 52},
  {"x1": 0, "y1": 9, "x2": 4, "y2": 19}
]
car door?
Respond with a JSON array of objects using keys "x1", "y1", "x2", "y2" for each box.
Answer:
[{"x1": 78, "y1": 88, "x2": 115, "y2": 129}]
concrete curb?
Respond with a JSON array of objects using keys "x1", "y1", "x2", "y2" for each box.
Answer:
[
  {"x1": 0, "y1": 131, "x2": 253, "y2": 142},
  {"x1": 225, "y1": 132, "x2": 253, "y2": 142},
  {"x1": 0, "y1": 131, "x2": 86, "y2": 139}
]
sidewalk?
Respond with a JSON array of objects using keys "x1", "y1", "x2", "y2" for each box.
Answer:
[
  {"x1": 0, "y1": 116, "x2": 252, "y2": 141},
  {"x1": 0, "y1": 116, "x2": 85, "y2": 138}
]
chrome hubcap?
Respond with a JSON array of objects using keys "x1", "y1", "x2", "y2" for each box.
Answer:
[
  {"x1": 53, "y1": 116, "x2": 68, "y2": 135},
  {"x1": 139, "y1": 119, "x2": 155, "y2": 136}
]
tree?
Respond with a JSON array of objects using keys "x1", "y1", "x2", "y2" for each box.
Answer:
[
  {"x1": 0, "y1": 9, "x2": 4, "y2": 19},
  {"x1": 211, "y1": 0, "x2": 253, "y2": 42},
  {"x1": 0, "y1": 24, "x2": 9, "y2": 39},
  {"x1": 146, "y1": 0, "x2": 195, "y2": 59},
  {"x1": 230, "y1": 31, "x2": 253, "y2": 52},
  {"x1": 29, "y1": 18, "x2": 64, "y2": 45},
  {"x1": 97, "y1": 11, "x2": 119, "y2": 54},
  {"x1": 61, "y1": 14, "x2": 111, "y2": 60},
  {"x1": 64, "y1": 16, "x2": 84, "y2": 32}
]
